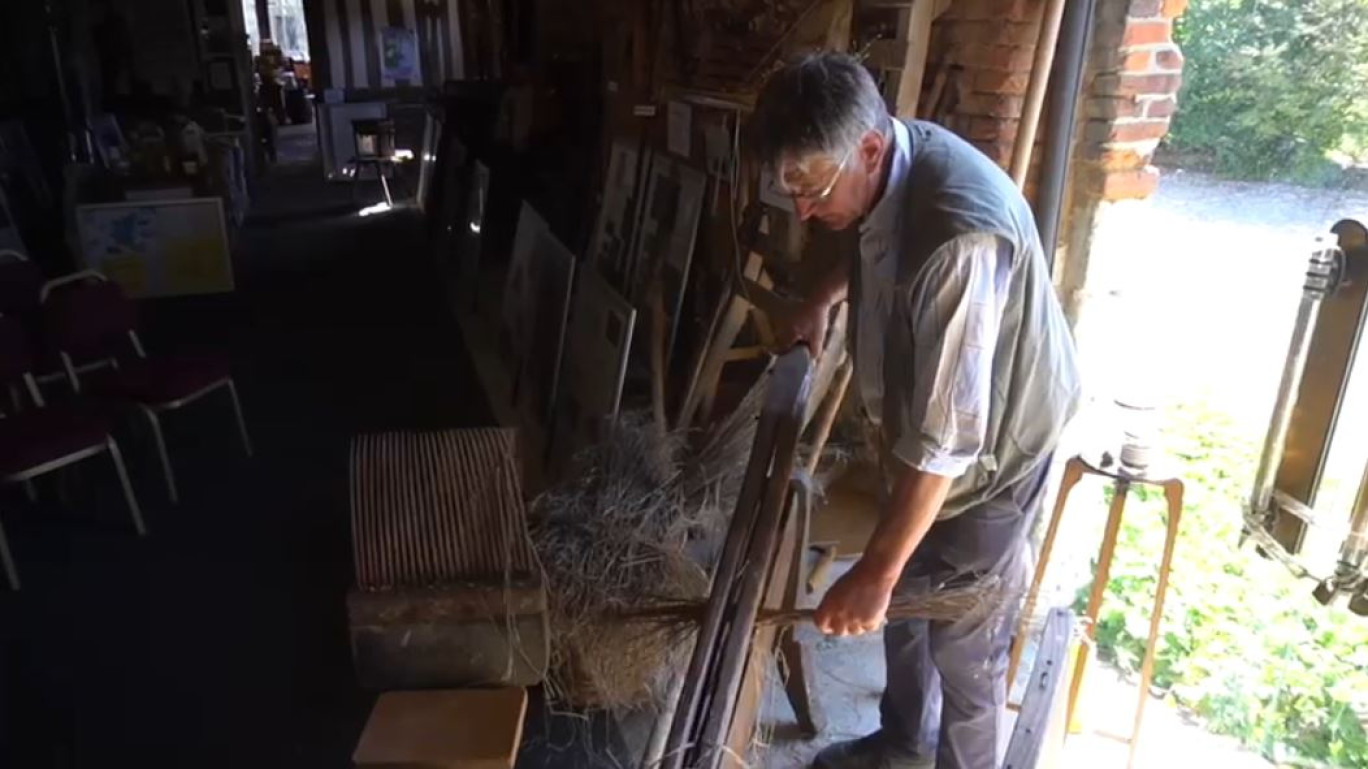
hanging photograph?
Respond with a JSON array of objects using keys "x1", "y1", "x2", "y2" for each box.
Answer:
[{"x1": 380, "y1": 26, "x2": 420, "y2": 82}]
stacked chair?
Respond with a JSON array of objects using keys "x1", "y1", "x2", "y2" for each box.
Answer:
[
  {"x1": 0, "y1": 315, "x2": 145, "y2": 589},
  {"x1": 0, "y1": 258, "x2": 252, "y2": 589},
  {"x1": 41, "y1": 271, "x2": 253, "y2": 503}
]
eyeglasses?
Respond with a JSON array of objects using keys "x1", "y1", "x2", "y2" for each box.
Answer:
[{"x1": 787, "y1": 146, "x2": 854, "y2": 204}]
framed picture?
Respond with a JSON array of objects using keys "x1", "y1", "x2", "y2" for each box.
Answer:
[
  {"x1": 501, "y1": 202, "x2": 576, "y2": 430},
  {"x1": 632, "y1": 154, "x2": 707, "y2": 367},
  {"x1": 553, "y1": 266, "x2": 636, "y2": 462},
  {"x1": 75, "y1": 197, "x2": 233, "y2": 297},
  {"x1": 588, "y1": 138, "x2": 644, "y2": 293}
]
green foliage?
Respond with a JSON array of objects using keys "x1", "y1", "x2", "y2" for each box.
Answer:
[
  {"x1": 1078, "y1": 400, "x2": 1368, "y2": 766},
  {"x1": 1170, "y1": 0, "x2": 1368, "y2": 182}
]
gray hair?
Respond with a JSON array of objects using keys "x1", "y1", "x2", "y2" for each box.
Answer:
[{"x1": 749, "y1": 51, "x2": 890, "y2": 169}]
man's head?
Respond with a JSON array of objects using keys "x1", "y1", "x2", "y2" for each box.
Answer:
[{"x1": 750, "y1": 52, "x2": 892, "y2": 231}]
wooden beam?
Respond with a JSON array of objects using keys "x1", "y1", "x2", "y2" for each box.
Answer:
[
  {"x1": 1011, "y1": 0, "x2": 1067, "y2": 187},
  {"x1": 888, "y1": 0, "x2": 937, "y2": 119}
]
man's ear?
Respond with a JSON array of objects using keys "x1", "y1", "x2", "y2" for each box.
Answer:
[{"x1": 858, "y1": 130, "x2": 885, "y2": 174}]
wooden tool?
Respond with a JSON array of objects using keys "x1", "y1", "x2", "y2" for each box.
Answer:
[{"x1": 347, "y1": 428, "x2": 549, "y2": 690}]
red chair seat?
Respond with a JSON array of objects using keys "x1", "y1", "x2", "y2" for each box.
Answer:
[
  {"x1": 0, "y1": 406, "x2": 112, "y2": 478},
  {"x1": 87, "y1": 355, "x2": 232, "y2": 407}
]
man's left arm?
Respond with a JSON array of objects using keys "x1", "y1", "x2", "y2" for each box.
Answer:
[{"x1": 813, "y1": 234, "x2": 1011, "y2": 636}]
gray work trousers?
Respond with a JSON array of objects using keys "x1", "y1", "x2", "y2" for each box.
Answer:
[{"x1": 880, "y1": 460, "x2": 1052, "y2": 769}]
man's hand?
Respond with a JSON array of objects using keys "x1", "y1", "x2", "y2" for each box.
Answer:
[
  {"x1": 813, "y1": 561, "x2": 899, "y2": 636},
  {"x1": 776, "y1": 298, "x2": 832, "y2": 359}
]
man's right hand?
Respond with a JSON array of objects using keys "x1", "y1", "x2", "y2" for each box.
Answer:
[{"x1": 777, "y1": 298, "x2": 832, "y2": 359}]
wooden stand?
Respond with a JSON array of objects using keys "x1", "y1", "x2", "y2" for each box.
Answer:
[
  {"x1": 353, "y1": 688, "x2": 528, "y2": 769},
  {"x1": 1007, "y1": 454, "x2": 1185, "y2": 769}
]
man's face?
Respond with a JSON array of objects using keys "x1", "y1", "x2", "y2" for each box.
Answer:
[{"x1": 777, "y1": 130, "x2": 888, "y2": 231}]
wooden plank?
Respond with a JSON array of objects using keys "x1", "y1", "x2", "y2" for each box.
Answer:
[
  {"x1": 1002, "y1": 609, "x2": 1075, "y2": 768},
  {"x1": 354, "y1": 688, "x2": 528, "y2": 769},
  {"x1": 723, "y1": 485, "x2": 804, "y2": 768},
  {"x1": 888, "y1": 0, "x2": 936, "y2": 119}
]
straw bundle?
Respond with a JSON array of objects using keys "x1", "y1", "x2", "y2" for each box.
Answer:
[
  {"x1": 625, "y1": 577, "x2": 1011, "y2": 629},
  {"x1": 529, "y1": 392, "x2": 763, "y2": 710}
]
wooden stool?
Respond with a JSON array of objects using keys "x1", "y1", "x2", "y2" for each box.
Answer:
[
  {"x1": 1007, "y1": 453, "x2": 1185, "y2": 769},
  {"x1": 353, "y1": 688, "x2": 528, "y2": 768}
]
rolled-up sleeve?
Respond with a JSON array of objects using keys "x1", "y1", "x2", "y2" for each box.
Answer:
[{"x1": 889, "y1": 233, "x2": 1011, "y2": 478}]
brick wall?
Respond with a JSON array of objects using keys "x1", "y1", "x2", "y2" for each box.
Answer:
[
  {"x1": 926, "y1": 0, "x2": 1041, "y2": 172},
  {"x1": 924, "y1": 0, "x2": 1185, "y2": 205},
  {"x1": 1081, "y1": 0, "x2": 1186, "y2": 201}
]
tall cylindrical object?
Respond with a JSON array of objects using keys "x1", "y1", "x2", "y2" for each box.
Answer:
[
  {"x1": 1010, "y1": 0, "x2": 1068, "y2": 187},
  {"x1": 1250, "y1": 243, "x2": 1341, "y2": 516},
  {"x1": 1034, "y1": 0, "x2": 1097, "y2": 269}
]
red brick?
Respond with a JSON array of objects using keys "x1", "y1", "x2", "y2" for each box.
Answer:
[
  {"x1": 1086, "y1": 117, "x2": 1171, "y2": 143},
  {"x1": 1145, "y1": 96, "x2": 1178, "y2": 118},
  {"x1": 1101, "y1": 166, "x2": 1161, "y2": 200},
  {"x1": 1162, "y1": 0, "x2": 1189, "y2": 18},
  {"x1": 1085, "y1": 96, "x2": 1144, "y2": 120},
  {"x1": 953, "y1": 43, "x2": 1036, "y2": 70},
  {"x1": 1116, "y1": 72, "x2": 1182, "y2": 97},
  {"x1": 1129, "y1": 0, "x2": 1163, "y2": 17},
  {"x1": 1098, "y1": 147, "x2": 1148, "y2": 172},
  {"x1": 1000, "y1": 0, "x2": 1037, "y2": 22},
  {"x1": 961, "y1": 20, "x2": 1040, "y2": 47},
  {"x1": 959, "y1": 93, "x2": 1025, "y2": 119},
  {"x1": 1123, "y1": 19, "x2": 1172, "y2": 46},
  {"x1": 1154, "y1": 46, "x2": 1185, "y2": 71},
  {"x1": 974, "y1": 69, "x2": 1032, "y2": 95},
  {"x1": 958, "y1": 0, "x2": 1028, "y2": 21},
  {"x1": 966, "y1": 117, "x2": 1021, "y2": 142},
  {"x1": 1092, "y1": 73, "x2": 1122, "y2": 96},
  {"x1": 1121, "y1": 50, "x2": 1153, "y2": 73}
]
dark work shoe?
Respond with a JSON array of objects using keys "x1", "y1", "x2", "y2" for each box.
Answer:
[{"x1": 810, "y1": 732, "x2": 935, "y2": 769}]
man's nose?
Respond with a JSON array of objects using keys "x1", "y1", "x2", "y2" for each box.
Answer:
[{"x1": 794, "y1": 198, "x2": 818, "y2": 221}]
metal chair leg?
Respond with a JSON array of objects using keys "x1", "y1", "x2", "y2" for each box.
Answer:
[
  {"x1": 0, "y1": 511, "x2": 18, "y2": 590},
  {"x1": 107, "y1": 438, "x2": 146, "y2": 536},
  {"x1": 142, "y1": 407, "x2": 179, "y2": 504},
  {"x1": 226, "y1": 380, "x2": 254, "y2": 457},
  {"x1": 379, "y1": 169, "x2": 394, "y2": 207}
]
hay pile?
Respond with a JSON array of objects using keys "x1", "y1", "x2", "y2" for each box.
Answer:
[{"x1": 529, "y1": 390, "x2": 763, "y2": 711}]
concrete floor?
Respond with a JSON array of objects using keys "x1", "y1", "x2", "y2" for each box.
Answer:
[{"x1": 754, "y1": 562, "x2": 1273, "y2": 769}]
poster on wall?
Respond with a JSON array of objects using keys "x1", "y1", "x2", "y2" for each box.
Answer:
[
  {"x1": 75, "y1": 198, "x2": 233, "y2": 298},
  {"x1": 380, "y1": 26, "x2": 420, "y2": 82}
]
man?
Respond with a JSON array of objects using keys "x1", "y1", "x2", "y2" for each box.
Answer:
[{"x1": 748, "y1": 53, "x2": 1081, "y2": 768}]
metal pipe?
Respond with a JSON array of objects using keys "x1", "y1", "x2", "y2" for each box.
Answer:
[
  {"x1": 1333, "y1": 457, "x2": 1368, "y2": 574},
  {"x1": 1034, "y1": 0, "x2": 1097, "y2": 269},
  {"x1": 1250, "y1": 242, "x2": 1340, "y2": 517},
  {"x1": 1010, "y1": 0, "x2": 1068, "y2": 188}
]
